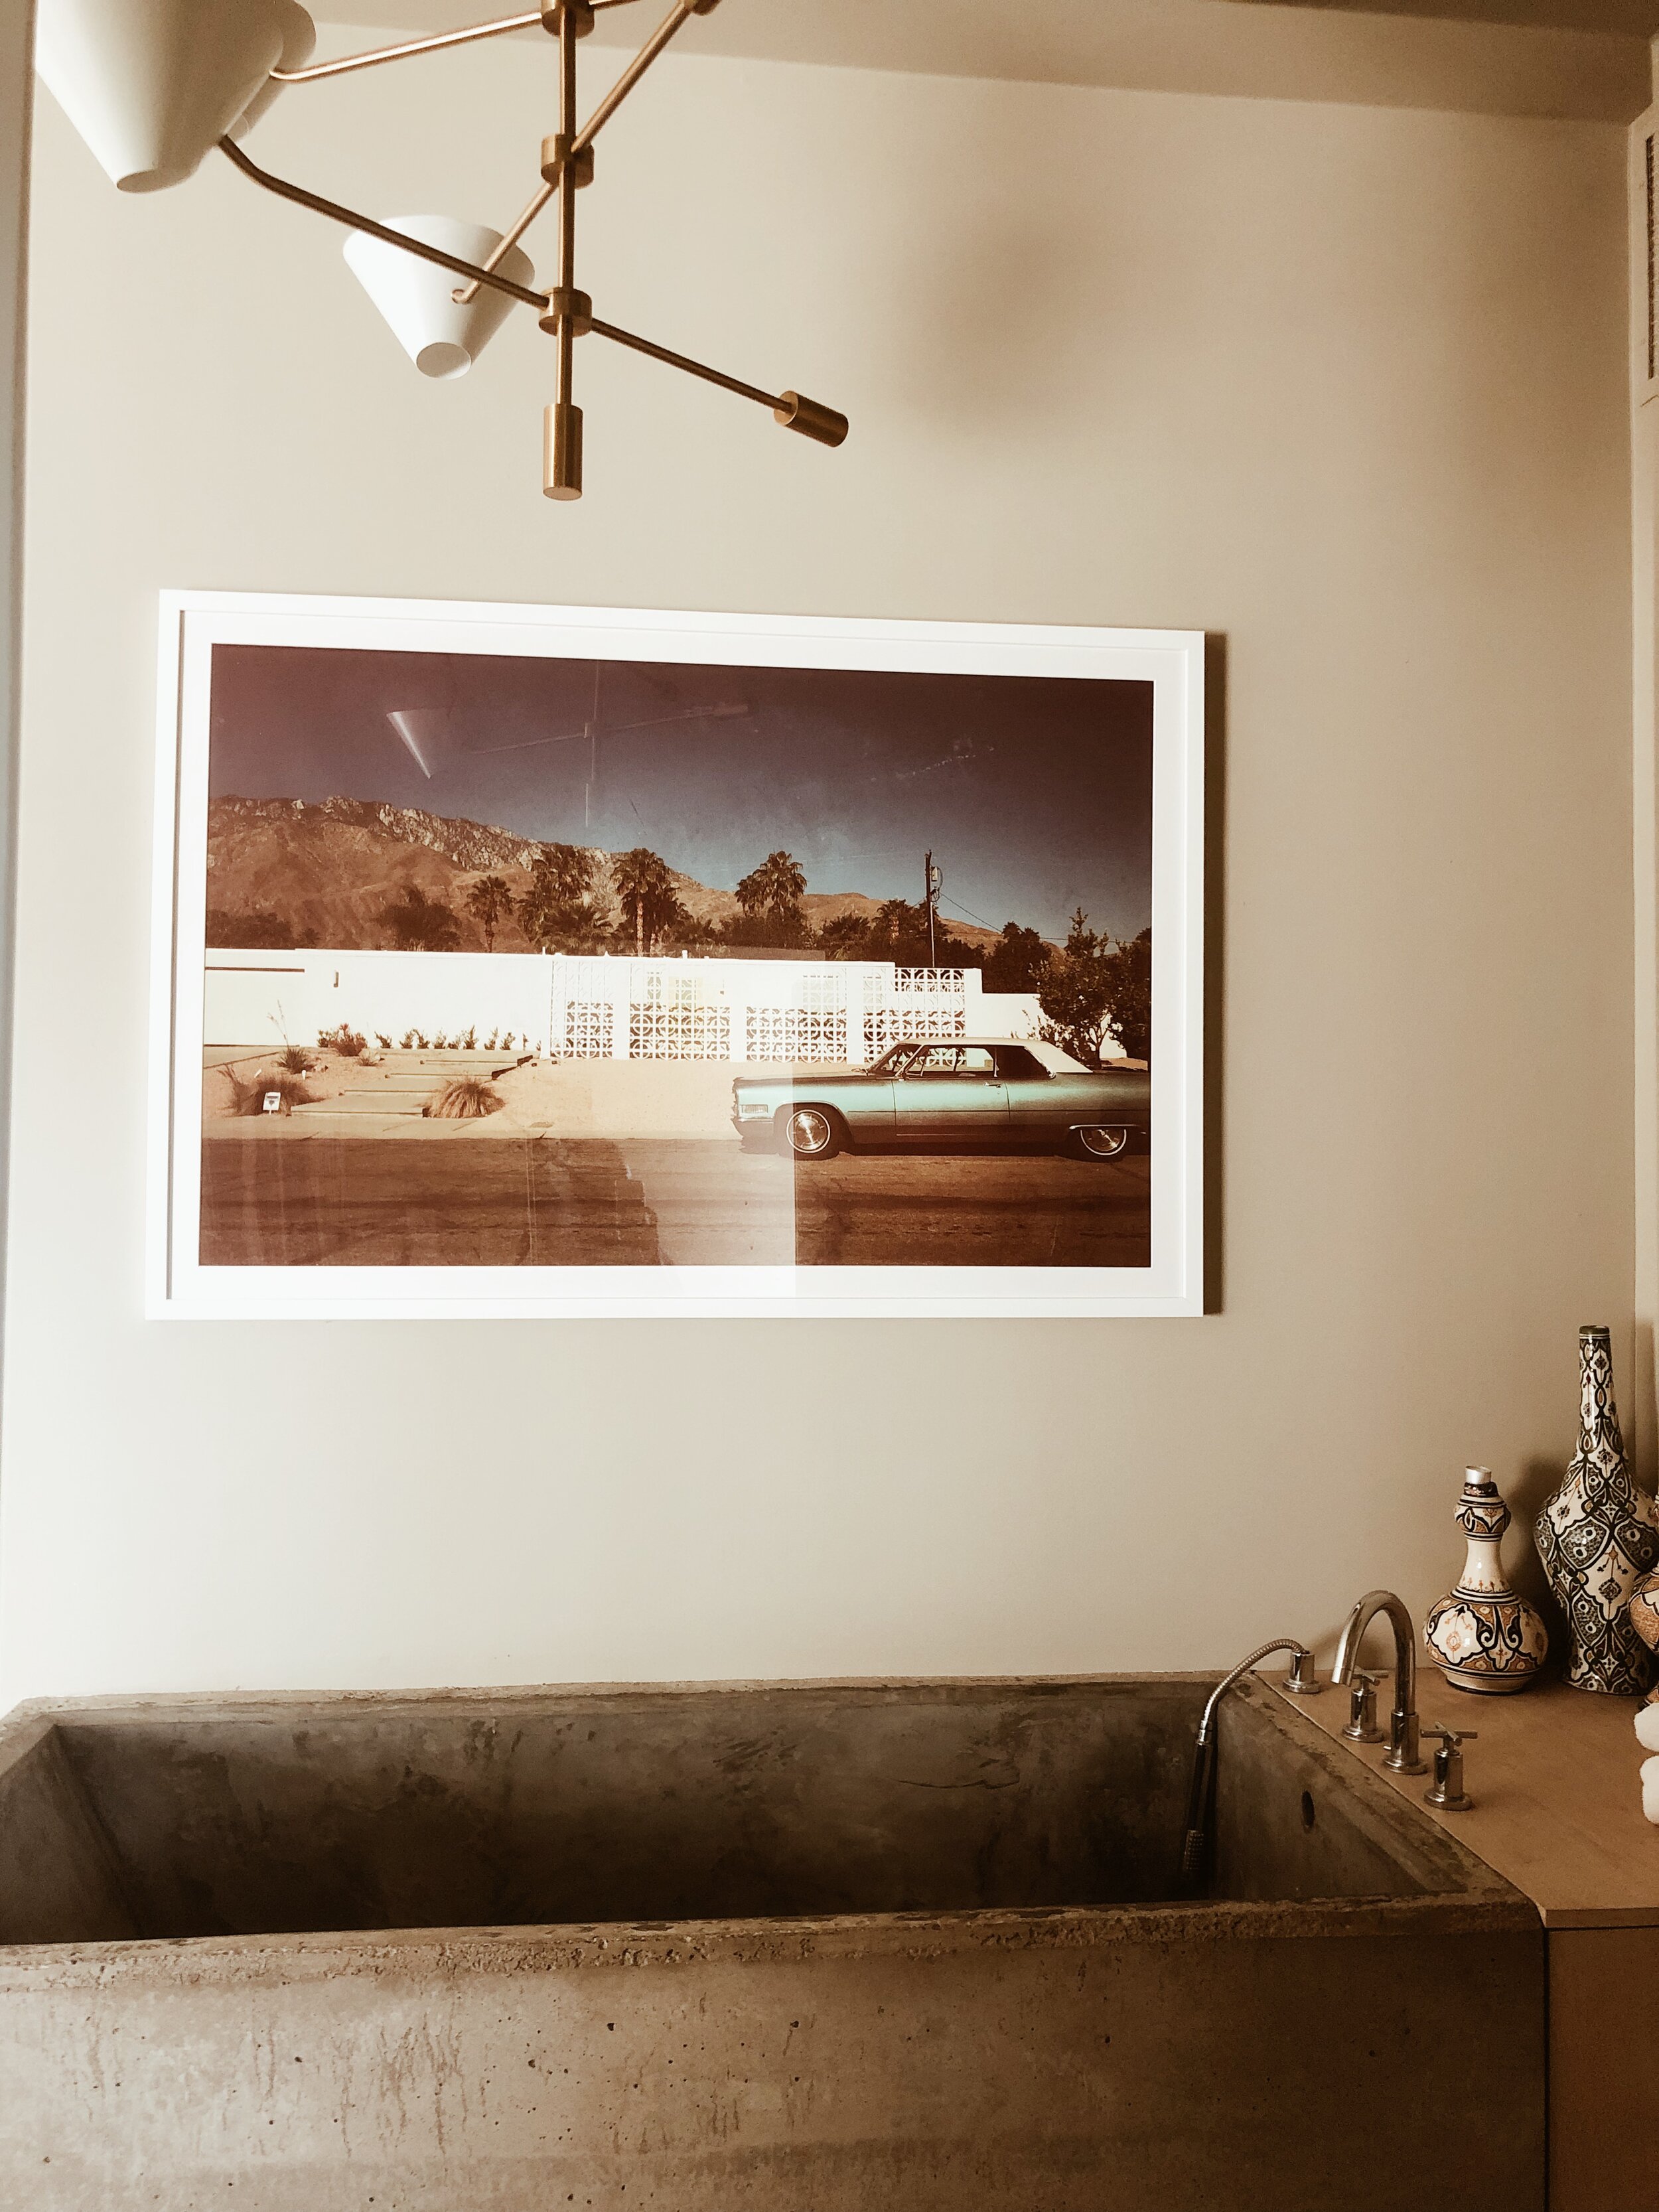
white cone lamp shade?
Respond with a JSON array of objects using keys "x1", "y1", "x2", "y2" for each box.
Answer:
[
  {"x1": 230, "y1": 0, "x2": 315, "y2": 139},
  {"x1": 35, "y1": 0, "x2": 315, "y2": 193},
  {"x1": 344, "y1": 218, "x2": 534, "y2": 380}
]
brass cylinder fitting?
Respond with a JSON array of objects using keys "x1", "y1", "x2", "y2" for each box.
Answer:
[
  {"x1": 541, "y1": 132, "x2": 595, "y2": 187},
  {"x1": 540, "y1": 1, "x2": 595, "y2": 35},
  {"x1": 538, "y1": 287, "x2": 593, "y2": 337},
  {"x1": 773, "y1": 392, "x2": 849, "y2": 449},
  {"x1": 544, "y1": 402, "x2": 583, "y2": 500}
]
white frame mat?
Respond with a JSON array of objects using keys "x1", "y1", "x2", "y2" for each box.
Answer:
[{"x1": 149, "y1": 592, "x2": 1206, "y2": 1319}]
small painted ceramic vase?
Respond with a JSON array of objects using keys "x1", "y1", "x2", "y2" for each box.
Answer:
[
  {"x1": 1425, "y1": 1466, "x2": 1548, "y2": 1694},
  {"x1": 1535, "y1": 1326, "x2": 1659, "y2": 1696}
]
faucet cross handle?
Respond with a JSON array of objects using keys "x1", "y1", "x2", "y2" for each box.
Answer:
[
  {"x1": 1422, "y1": 1724, "x2": 1478, "y2": 1813},
  {"x1": 1342, "y1": 1670, "x2": 1387, "y2": 1745}
]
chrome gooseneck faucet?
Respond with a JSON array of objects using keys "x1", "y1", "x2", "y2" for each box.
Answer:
[
  {"x1": 1332, "y1": 1589, "x2": 1427, "y2": 1776},
  {"x1": 1179, "y1": 1637, "x2": 1322, "y2": 1885}
]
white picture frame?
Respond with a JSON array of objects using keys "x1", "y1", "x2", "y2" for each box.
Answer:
[{"x1": 149, "y1": 591, "x2": 1205, "y2": 1319}]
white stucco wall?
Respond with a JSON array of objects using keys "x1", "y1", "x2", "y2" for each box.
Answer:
[{"x1": 205, "y1": 948, "x2": 557, "y2": 1053}]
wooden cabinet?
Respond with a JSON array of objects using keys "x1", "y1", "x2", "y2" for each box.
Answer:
[{"x1": 1273, "y1": 1676, "x2": 1659, "y2": 2212}]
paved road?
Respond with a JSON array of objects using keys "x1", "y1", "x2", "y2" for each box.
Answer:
[{"x1": 200, "y1": 1138, "x2": 1151, "y2": 1270}]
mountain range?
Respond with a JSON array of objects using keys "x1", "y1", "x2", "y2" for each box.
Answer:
[{"x1": 205, "y1": 796, "x2": 1005, "y2": 956}]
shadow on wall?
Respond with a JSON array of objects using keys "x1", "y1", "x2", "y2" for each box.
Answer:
[
  {"x1": 879, "y1": 84, "x2": 1104, "y2": 427},
  {"x1": 1511, "y1": 1453, "x2": 1567, "y2": 1650},
  {"x1": 1634, "y1": 1317, "x2": 1656, "y2": 1491},
  {"x1": 902, "y1": 214, "x2": 1090, "y2": 422},
  {"x1": 1204, "y1": 632, "x2": 1226, "y2": 1317}
]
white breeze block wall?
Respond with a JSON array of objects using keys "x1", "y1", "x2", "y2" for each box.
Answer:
[
  {"x1": 200, "y1": 952, "x2": 1058, "y2": 1063},
  {"x1": 550, "y1": 957, "x2": 981, "y2": 1063}
]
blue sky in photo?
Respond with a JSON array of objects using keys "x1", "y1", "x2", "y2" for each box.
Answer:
[{"x1": 210, "y1": 645, "x2": 1155, "y2": 943}]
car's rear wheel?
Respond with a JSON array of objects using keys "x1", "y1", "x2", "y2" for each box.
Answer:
[
  {"x1": 780, "y1": 1105, "x2": 843, "y2": 1160},
  {"x1": 1072, "y1": 1124, "x2": 1131, "y2": 1161}
]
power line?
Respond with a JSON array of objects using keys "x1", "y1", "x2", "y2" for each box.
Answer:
[{"x1": 940, "y1": 891, "x2": 997, "y2": 931}]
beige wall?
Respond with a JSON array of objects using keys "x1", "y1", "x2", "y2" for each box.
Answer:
[
  {"x1": 0, "y1": 3, "x2": 27, "y2": 1489},
  {"x1": 0, "y1": 35, "x2": 1635, "y2": 1701}
]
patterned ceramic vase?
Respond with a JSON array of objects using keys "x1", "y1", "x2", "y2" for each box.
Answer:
[
  {"x1": 1535, "y1": 1327, "x2": 1659, "y2": 1695},
  {"x1": 1629, "y1": 1572, "x2": 1659, "y2": 1702},
  {"x1": 1425, "y1": 1467, "x2": 1548, "y2": 1693}
]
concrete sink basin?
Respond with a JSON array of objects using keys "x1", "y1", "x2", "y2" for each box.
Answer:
[{"x1": 0, "y1": 1675, "x2": 1543, "y2": 2208}]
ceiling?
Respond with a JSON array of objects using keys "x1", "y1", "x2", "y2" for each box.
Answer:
[
  {"x1": 1263, "y1": 1, "x2": 1657, "y2": 27},
  {"x1": 321, "y1": 0, "x2": 1657, "y2": 122}
]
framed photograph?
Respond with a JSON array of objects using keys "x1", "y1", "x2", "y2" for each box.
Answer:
[{"x1": 149, "y1": 592, "x2": 1204, "y2": 1319}]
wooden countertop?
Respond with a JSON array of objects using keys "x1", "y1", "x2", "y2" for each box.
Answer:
[{"x1": 1269, "y1": 1670, "x2": 1659, "y2": 1929}]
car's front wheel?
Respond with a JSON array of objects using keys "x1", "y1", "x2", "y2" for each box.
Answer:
[
  {"x1": 780, "y1": 1105, "x2": 843, "y2": 1160},
  {"x1": 1072, "y1": 1124, "x2": 1131, "y2": 1161}
]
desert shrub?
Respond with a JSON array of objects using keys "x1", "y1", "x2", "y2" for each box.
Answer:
[
  {"x1": 278, "y1": 1043, "x2": 313, "y2": 1074},
  {"x1": 224, "y1": 1067, "x2": 316, "y2": 1117},
  {"x1": 376, "y1": 1033, "x2": 393, "y2": 1050},
  {"x1": 461, "y1": 1026, "x2": 478, "y2": 1051},
  {"x1": 484, "y1": 1029, "x2": 500, "y2": 1050},
  {"x1": 425, "y1": 1076, "x2": 503, "y2": 1120},
  {"x1": 433, "y1": 1031, "x2": 451, "y2": 1051},
  {"x1": 502, "y1": 1032, "x2": 516, "y2": 1050},
  {"x1": 318, "y1": 1025, "x2": 367, "y2": 1057}
]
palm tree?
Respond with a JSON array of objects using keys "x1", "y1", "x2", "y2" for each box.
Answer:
[
  {"x1": 465, "y1": 873, "x2": 513, "y2": 952},
  {"x1": 611, "y1": 847, "x2": 673, "y2": 957},
  {"x1": 380, "y1": 885, "x2": 462, "y2": 952},
  {"x1": 518, "y1": 844, "x2": 602, "y2": 952},
  {"x1": 736, "y1": 849, "x2": 807, "y2": 924}
]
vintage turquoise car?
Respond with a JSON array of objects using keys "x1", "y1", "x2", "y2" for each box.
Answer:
[{"x1": 731, "y1": 1037, "x2": 1150, "y2": 1161}]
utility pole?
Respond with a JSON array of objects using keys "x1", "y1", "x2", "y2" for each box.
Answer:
[
  {"x1": 924, "y1": 850, "x2": 940, "y2": 968},
  {"x1": 585, "y1": 664, "x2": 600, "y2": 830}
]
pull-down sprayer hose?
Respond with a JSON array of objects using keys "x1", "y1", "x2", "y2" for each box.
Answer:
[{"x1": 1179, "y1": 1638, "x2": 1313, "y2": 1887}]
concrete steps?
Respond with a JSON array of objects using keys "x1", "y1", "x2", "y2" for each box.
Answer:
[
  {"x1": 367, "y1": 1052, "x2": 531, "y2": 1076},
  {"x1": 294, "y1": 1093, "x2": 427, "y2": 1117},
  {"x1": 292, "y1": 1052, "x2": 531, "y2": 1119},
  {"x1": 354, "y1": 1074, "x2": 467, "y2": 1093}
]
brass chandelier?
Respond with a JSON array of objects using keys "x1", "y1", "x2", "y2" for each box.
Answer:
[{"x1": 35, "y1": 0, "x2": 849, "y2": 501}]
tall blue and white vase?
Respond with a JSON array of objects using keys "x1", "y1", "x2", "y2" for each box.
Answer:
[{"x1": 1535, "y1": 1327, "x2": 1659, "y2": 1695}]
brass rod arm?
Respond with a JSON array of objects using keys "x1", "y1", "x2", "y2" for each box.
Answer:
[
  {"x1": 455, "y1": 0, "x2": 697, "y2": 307},
  {"x1": 272, "y1": 12, "x2": 540, "y2": 82},
  {"x1": 545, "y1": 0, "x2": 584, "y2": 498},
  {"x1": 588, "y1": 317, "x2": 776, "y2": 407},
  {"x1": 216, "y1": 137, "x2": 550, "y2": 309},
  {"x1": 270, "y1": 0, "x2": 640, "y2": 82},
  {"x1": 585, "y1": 317, "x2": 849, "y2": 445},
  {"x1": 454, "y1": 180, "x2": 556, "y2": 304},
  {"x1": 572, "y1": 0, "x2": 695, "y2": 157}
]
